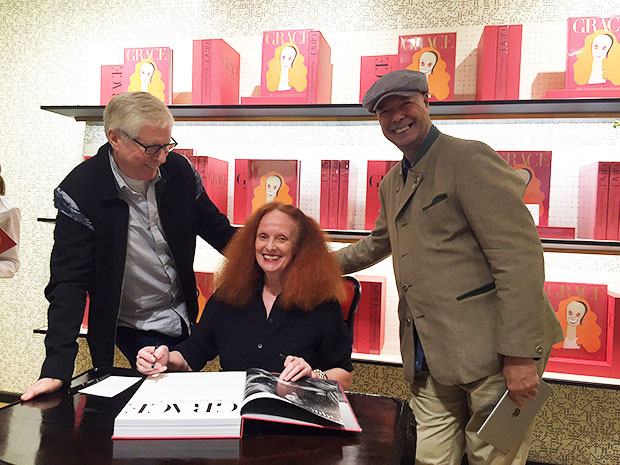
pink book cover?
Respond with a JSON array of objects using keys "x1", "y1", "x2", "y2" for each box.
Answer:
[
  {"x1": 359, "y1": 55, "x2": 398, "y2": 103},
  {"x1": 328, "y1": 160, "x2": 340, "y2": 229},
  {"x1": 476, "y1": 26, "x2": 499, "y2": 101},
  {"x1": 0, "y1": 225, "x2": 16, "y2": 255},
  {"x1": 398, "y1": 32, "x2": 457, "y2": 101},
  {"x1": 497, "y1": 151, "x2": 552, "y2": 227},
  {"x1": 194, "y1": 271, "x2": 215, "y2": 323},
  {"x1": 565, "y1": 16, "x2": 620, "y2": 91},
  {"x1": 307, "y1": 30, "x2": 332, "y2": 104},
  {"x1": 545, "y1": 281, "x2": 610, "y2": 368},
  {"x1": 494, "y1": 25, "x2": 522, "y2": 100},
  {"x1": 352, "y1": 275, "x2": 371, "y2": 354},
  {"x1": 319, "y1": 160, "x2": 330, "y2": 228},
  {"x1": 247, "y1": 160, "x2": 300, "y2": 219},
  {"x1": 578, "y1": 162, "x2": 610, "y2": 240},
  {"x1": 364, "y1": 160, "x2": 399, "y2": 230},
  {"x1": 606, "y1": 162, "x2": 620, "y2": 240},
  {"x1": 192, "y1": 39, "x2": 240, "y2": 105},
  {"x1": 123, "y1": 47, "x2": 173, "y2": 103},
  {"x1": 100, "y1": 65, "x2": 123, "y2": 105},
  {"x1": 199, "y1": 157, "x2": 229, "y2": 217},
  {"x1": 233, "y1": 159, "x2": 249, "y2": 225},
  {"x1": 337, "y1": 160, "x2": 350, "y2": 230},
  {"x1": 260, "y1": 29, "x2": 312, "y2": 100},
  {"x1": 367, "y1": 277, "x2": 387, "y2": 355},
  {"x1": 536, "y1": 226, "x2": 575, "y2": 240}
]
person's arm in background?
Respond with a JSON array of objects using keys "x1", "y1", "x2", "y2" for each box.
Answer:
[{"x1": 0, "y1": 205, "x2": 20, "y2": 278}]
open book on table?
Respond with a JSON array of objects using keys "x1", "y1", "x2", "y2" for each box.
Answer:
[{"x1": 112, "y1": 368, "x2": 361, "y2": 439}]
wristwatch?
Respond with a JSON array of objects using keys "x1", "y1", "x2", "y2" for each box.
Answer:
[{"x1": 313, "y1": 369, "x2": 328, "y2": 380}]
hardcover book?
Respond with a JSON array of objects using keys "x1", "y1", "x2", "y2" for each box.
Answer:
[
  {"x1": 194, "y1": 271, "x2": 214, "y2": 323},
  {"x1": 192, "y1": 39, "x2": 241, "y2": 105},
  {"x1": 476, "y1": 25, "x2": 523, "y2": 100},
  {"x1": 328, "y1": 160, "x2": 340, "y2": 229},
  {"x1": 606, "y1": 162, "x2": 620, "y2": 241},
  {"x1": 319, "y1": 160, "x2": 330, "y2": 228},
  {"x1": 565, "y1": 16, "x2": 620, "y2": 91},
  {"x1": 545, "y1": 282, "x2": 613, "y2": 376},
  {"x1": 354, "y1": 275, "x2": 387, "y2": 355},
  {"x1": 176, "y1": 151, "x2": 229, "y2": 217},
  {"x1": 337, "y1": 160, "x2": 350, "y2": 230},
  {"x1": 359, "y1": 55, "x2": 398, "y2": 102},
  {"x1": 0, "y1": 225, "x2": 17, "y2": 255},
  {"x1": 578, "y1": 161, "x2": 610, "y2": 239},
  {"x1": 398, "y1": 32, "x2": 457, "y2": 101},
  {"x1": 535, "y1": 226, "x2": 575, "y2": 240},
  {"x1": 233, "y1": 159, "x2": 249, "y2": 225},
  {"x1": 365, "y1": 160, "x2": 399, "y2": 230},
  {"x1": 112, "y1": 368, "x2": 361, "y2": 439},
  {"x1": 100, "y1": 65, "x2": 123, "y2": 105},
  {"x1": 123, "y1": 47, "x2": 173, "y2": 103},
  {"x1": 497, "y1": 151, "x2": 552, "y2": 227}
]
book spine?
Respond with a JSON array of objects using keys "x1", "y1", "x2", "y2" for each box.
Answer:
[
  {"x1": 234, "y1": 159, "x2": 248, "y2": 225},
  {"x1": 320, "y1": 160, "x2": 330, "y2": 228},
  {"x1": 494, "y1": 26, "x2": 510, "y2": 100},
  {"x1": 353, "y1": 279, "x2": 371, "y2": 354},
  {"x1": 219, "y1": 40, "x2": 241, "y2": 105},
  {"x1": 202, "y1": 40, "x2": 213, "y2": 104},
  {"x1": 329, "y1": 160, "x2": 340, "y2": 229},
  {"x1": 307, "y1": 31, "x2": 320, "y2": 104},
  {"x1": 504, "y1": 25, "x2": 523, "y2": 100},
  {"x1": 100, "y1": 65, "x2": 123, "y2": 105},
  {"x1": 606, "y1": 162, "x2": 620, "y2": 240},
  {"x1": 337, "y1": 160, "x2": 349, "y2": 230},
  {"x1": 475, "y1": 26, "x2": 498, "y2": 100},
  {"x1": 536, "y1": 226, "x2": 575, "y2": 239},
  {"x1": 368, "y1": 281, "x2": 385, "y2": 355},
  {"x1": 595, "y1": 162, "x2": 611, "y2": 240},
  {"x1": 205, "y1": 157, "x2": 229, "y2": 217},
  {"x1": 81, "y1": 294, "x2": 90, "y2": 330}
]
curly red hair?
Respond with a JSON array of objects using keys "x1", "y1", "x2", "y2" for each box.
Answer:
[{"x1": 215, "y1": 202, "x2": 344, "y2": 311}]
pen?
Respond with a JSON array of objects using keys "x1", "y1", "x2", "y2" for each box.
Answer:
[
  {"x1": 151, "y1": 345, "x2": 160, "y2": 369},
  {"x1": 68, "y1": 373, "x2": 111, "y2": 395}
]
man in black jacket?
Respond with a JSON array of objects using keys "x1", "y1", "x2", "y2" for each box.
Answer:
[{"x1": 22, "y1": 92, "x2": 236, "y2": 400}]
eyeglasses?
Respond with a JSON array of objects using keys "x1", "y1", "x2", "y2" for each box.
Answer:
[{"x1": 122, "y1": 131, "x2": 178, "y2": 156}]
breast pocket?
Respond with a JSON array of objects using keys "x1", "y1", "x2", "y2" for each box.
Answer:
[{"x1": 422, "y1": 193, "x2": 449, "y2": 212}]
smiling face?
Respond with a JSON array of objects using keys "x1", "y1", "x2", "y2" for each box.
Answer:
[
  {"x1": 255, "y1": 210, "x2": 297, "y2": 282},
  {"x1": 566, "y1": 300, "x2": 587, "y2": 327},
  {"x1": 419, "y1": 51, "x2": 437, "y2": 75},
  {"x1": 108, "y1": 123, "x2": 171, "y2": 180},
  {"x1": 592, "y1": 34, "x2": 613, "y2": 60},
  {"x1": 280, "y1": 46, "x2": 297, "y2": 69},
  {"x1": 376, "y1": 93, "x2": 432, "y2": 159}
]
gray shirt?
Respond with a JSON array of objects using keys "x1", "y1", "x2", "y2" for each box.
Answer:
[{"x1": 109, "y1": 152, "x2": 190, "y2": 336}]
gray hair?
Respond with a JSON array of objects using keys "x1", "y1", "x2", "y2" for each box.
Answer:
[{"x1": 103, "y1": 92, "x2": 173, "y2": 139}]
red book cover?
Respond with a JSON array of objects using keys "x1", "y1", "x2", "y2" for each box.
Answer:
[
  {"x1": 123, "y1": 47, "x2": 173, "y2": 103},
  {"x1": 247, "y1": 160, "x2": 300, "y2": 219},
  {"x1": 364, "y1": 160, "x2": 399, "y2": 230},
  {"x1": 497, "y1": 151, "x2": 552, "y2": 226},
  {"x1": 192, "y1": 39, "x2": 241, "y2": 105},
  {"x1": 194, "y1": 271, "x2": 215, "y2": 323},
  {"x1": 578, "y1": 162, "x2": 610, "y2": 239},
  {"x1": 476, "y1": 26, "x2": 499, "y2": 101},
  {"x1": 493, "y1": 25, "x2": 522, "y2": 100},
  {"x1": 545, "y1": 282, "x2": 617, "y2": 377},
  {"x1": 352, "y1": 275, "x2": 371, "y2": 354},
  {"x1": 0, "y1": 225, "x2": 16, "y2": 255},
  {"x1": 199, "y1": 157, "x2": 229, "y2": 217},
  {"x1": 319, "y1": 160, "x2": 330, "y2": 228},
  {"x1": 337, "y1": 160, "x2": 350, "y2": 230},
  {"x1": 100, "y1": 65, "x2": 123, "y2": 105},
  {"x1": 565, "y1": 16, "x2": 620, "y2": 91},
  {"x1": 81, "y1": 294, "x2": 90, "y2": 330},
  {"x1": 359, "y1": 55, "x2": 398, "y2": 103},
  {"x1": 606, "y1": 162, "x2": 620, "y2": 240},
  {"x1": 367, "y1": 277, "x2": 387, "y2": 355},
  {"x1": 536, "y1": 226, "x2": 575, "y2": 240},
  {"x1": 233, "y1": 159, "x2": 249, "y2": 225},
  {"x1": 328, "y1": 160, "x2": 340, "y2": 229},
  {"x1": 398, "y1": 32, "x2": 457, "y2": 101},
  {"x1": 307, "y1": 30, "x2": 332, "y2": 104}
]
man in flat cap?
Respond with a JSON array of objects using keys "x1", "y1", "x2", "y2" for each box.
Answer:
[{"x1": 337, "y1": 70, "x2": 562, "y2": 465}]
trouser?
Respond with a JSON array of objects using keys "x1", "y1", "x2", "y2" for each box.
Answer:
[
  {"x1": 115, "y1": 321, "x2": 188, "y2": 369},
  {"x1": 409, "y1": 356, "x2": 547, "y2": 465}
]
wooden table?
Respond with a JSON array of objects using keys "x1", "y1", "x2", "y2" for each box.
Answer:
[{"x1": 0, "y1": 368, "x2": 415, "y2": 464}]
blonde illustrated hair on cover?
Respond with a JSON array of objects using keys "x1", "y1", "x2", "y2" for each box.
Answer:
[
  {"x1": 251, "y1": 171, "x2": 293, "y2": 213},
  {"x1": 514, "y1": 164, "x2": 546, "y2": 219},
  {"x1": 266, "y1": 42, "x2": 308, "y2": 92},
  {"x1": 553, "y1": 296, "x2": 602, "y2": 353},
  {"x1": 406, "y1": 47, "x2": 450, "y2": 100},
  {"x1": 128, "y1": 58, "x2": 167, "y2": 101},
  {"x1": 215, "y1": 202, "x2": 345, "y2": 311},
  {"x1": 573, "y1": 29, "x2": 620, "y2": 85}
]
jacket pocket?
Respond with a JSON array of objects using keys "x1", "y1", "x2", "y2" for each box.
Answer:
[
  {"x1": 422, "y1": 193, "x2": 449, "y2": 212},
  {"x1": 456, "y1": 282, "x2": 496, "y2": 301}
]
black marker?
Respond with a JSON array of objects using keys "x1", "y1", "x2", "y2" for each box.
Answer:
[
  {"x1": 151, "y1": 345, "x2": 160, "y2": 369},
  {"x1": 68, "y1": 373, "x2": 111, "y2": 395}
]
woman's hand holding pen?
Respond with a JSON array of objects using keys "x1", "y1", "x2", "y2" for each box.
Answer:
[
  {"x1": 279, "y1": 354, "x2": 312, "y2": 382},
  {"x1": 136, "y1": 345, "x2": 170, "y2": 375}
]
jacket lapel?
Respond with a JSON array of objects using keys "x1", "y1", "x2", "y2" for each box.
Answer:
[{"x1": 395, "y1": 170, "x2": 423, "y2": 219}]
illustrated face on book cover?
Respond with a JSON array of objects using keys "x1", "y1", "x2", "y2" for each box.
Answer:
[
  {"x1": 552, "y1": 297, "x2": 602, "y2": 353},
  {"x1": 573, "y1": 30, "x2": 620, "y2": 86},
  {"x1": 251, "y1": 171, "x2": 293, "y2": 213},
  {"x1": 266, "y1": 42, "x2": 308, "y2": 92},
  {"x1": 514, "y1": 165, "x2": 546, "y2": 218},
  {"x1": 405, "y1": 46, "x2": 450, "y2": 101},
  {"x1": 128, "y1": 59, "x2": 166, "y2": 101}
]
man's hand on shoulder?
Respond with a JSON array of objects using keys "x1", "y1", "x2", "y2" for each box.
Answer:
[
  {"x1": 21, "y1": 378, "x2": 63, "y2": 401},
  {"x1": 502, "y1": 356, "x2": 539, "y2": 408}
]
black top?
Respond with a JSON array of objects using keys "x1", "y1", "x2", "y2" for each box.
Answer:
[{"x1": 175, "y1": 293, "x2": 354, "y2": 374}]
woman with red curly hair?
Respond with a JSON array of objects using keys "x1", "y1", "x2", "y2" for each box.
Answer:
[{"x1": 136, "y1": 202, "x2": 353, "y2": 389}]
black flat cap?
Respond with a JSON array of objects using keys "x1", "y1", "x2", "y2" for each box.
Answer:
[{"x1": 362, "y1": 69, "x2": 429, "y2": 113}]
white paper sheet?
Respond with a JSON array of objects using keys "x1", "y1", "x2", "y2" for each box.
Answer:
[{"x1": 79, "y1": 376, "x2": 142, "y2": 397}]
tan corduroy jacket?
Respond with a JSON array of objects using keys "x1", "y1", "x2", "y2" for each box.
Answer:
[{"x1": 338, "y1": 128, "x2": 563, "y2": 385}]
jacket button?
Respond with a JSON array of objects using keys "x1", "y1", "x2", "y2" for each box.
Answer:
[
  {"x1": 535, "y1": 345, "x2": 543, "y2": 355},
  {"x1": 402, "y1": 284, "x2": 409, "y2": 291},
  {"x1": 406, "y1": 318, "x2": 412, "y2": 326},
  {"x1": 257, "y1": 343, "x2": 263, "y2": 349},
  {"x1": 396, "y1": 186, "x2": 400, "y2": 193}
]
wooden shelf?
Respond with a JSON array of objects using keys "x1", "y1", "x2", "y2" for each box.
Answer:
[{"x1": 41, "y1": 98, "x2": 620, "y2": 122}]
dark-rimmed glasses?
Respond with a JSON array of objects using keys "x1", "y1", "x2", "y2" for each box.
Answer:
[{"x1": 122, "y1": 131, "x2": 178, "y2": 156}]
